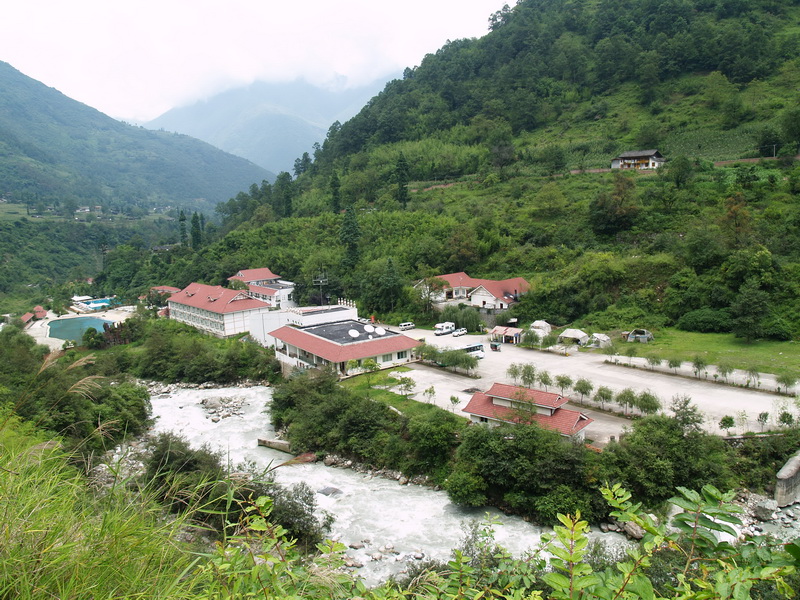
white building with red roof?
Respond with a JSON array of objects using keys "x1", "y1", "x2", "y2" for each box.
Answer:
[
  {"x1": 463, "y1": 382, "x2": 592, "y2": 441},
  {"x1": 228, "y1": 268, "x2": 296, "y2": 309},
  {"x1": 168, "y1": 283, "x2": 274, "y2": 338},
  {"x1": 269, "y1": 318, "x2": 421, "y2": 377},
  {"x1": 419, "y1": 272, "x2": 530, "y2": 311}
]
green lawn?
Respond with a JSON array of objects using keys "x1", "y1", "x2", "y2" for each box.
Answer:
[
  {"x1": 626, "y1": 328, "x2": 800, "y2": 377},
  {"x1": 341, "y1": 366, "x2": 467, "y2": 420}
]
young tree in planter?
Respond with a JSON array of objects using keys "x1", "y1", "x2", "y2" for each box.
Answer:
[
  {"x1": 777, "y1": 373, "x2": 797, "y2": 395},
  {"x1": 397, "y1": 376, "x2": 415, "y2": 399},
  {"x1": 779, "y1": 411, "x2": 795, "y2": 428},
  {"x1": 716, "y1": 362, "x2": 733, "y2": 383},
  {"x1": 537, "y1": 370, "x2": 553, "y2": 392},
  {"x1": 593, "y1": 386, "x2": 613, "y2": 410},
  {"x1": 757, "y1": 411, "x2": 769, "y2": 430},
  {"x1": 573, "y1": 378, "x2": 593, "y2": 405},
  {"x1": 520, "y1": 363, "x2": 537, "y2": 388},
  {"x1": 668, "y1": 357, "x2": 682, "y2": 374},
  {"x1": 636, "y1": 390, "x2": 661, "y2": 415},
  {"x1": 692, "y1": 356, "x2": 707, "y2": 379},
  {"x1": 540, "y1": 333, "x2": 558, "y2": 351},
  {"x1": 646, "y1": 355, "x2": 662, "y2": 370},
  {"x1": 615, "y1": 388, "x2": 637, "y2": 415},
  {"x1": 555, "y1": 374, "x2": 573, "y2": 396},
  {"x1": 746, "y1": 367, "x2": 761, "y2": 388},
  {"x1": 719, "y1": 415, "x2": 735, "y2": 435},
  {"x1": 506, "y1": 363, "x2": 521, "y2": 385}
]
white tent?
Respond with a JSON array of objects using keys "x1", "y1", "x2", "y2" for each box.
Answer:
[
  {"x1": 530, "y1": 320, "x2": 552, "y2": 334},
  {"x1": 557, "y1": 328, "x2": 589, "y2": 346},
  {"x1": 590, "y1": 333, "x2": 612, "y2": 348}
]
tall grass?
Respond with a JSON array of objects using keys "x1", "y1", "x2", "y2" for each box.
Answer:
[{"x1": 0, "y1": 414, "x2": 202, "y2": 599}]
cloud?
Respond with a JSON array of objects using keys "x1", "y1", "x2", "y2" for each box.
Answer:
[{"x1": 0, "y1": 0, "x2": 505, "y2": 121}]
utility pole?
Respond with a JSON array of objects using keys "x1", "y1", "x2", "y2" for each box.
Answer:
[{"x1": 313, "y1": 271, "x2": 328, "y2": 306}]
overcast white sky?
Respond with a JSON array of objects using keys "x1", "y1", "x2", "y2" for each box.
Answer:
[{"x1": 0, "y1": 0, "x2": 507, "y2": 123}]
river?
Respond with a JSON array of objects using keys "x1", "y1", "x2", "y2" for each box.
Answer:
[{"x1": 150, "y1": 384, "x2": 623, "y2": 585}]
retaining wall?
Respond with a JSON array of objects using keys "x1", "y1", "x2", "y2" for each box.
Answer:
[{"x1": 775, "y1": 449, "x2": 800, "y2": 507}]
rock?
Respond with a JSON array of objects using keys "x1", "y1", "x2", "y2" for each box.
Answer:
[
  {"x1": 349, "y1": 542, "x2": 365, "y2": 550},
  {"x1": 398, "y1": 476, "x2": 409, "y2": 485},
  {"x1": 323, "y1": 455, "x2": 336, "y2": 467},
  {"x1": 344, "y1": 557, "x2": 364, "y2": 568},
  {"x1": 413, "y1": 552, "x2": 425, "y2": 560},
  {"x1": 211, "y1": 417, "x2": 220, "y2": 423},
  {"x1": 600, "y1": 522, "x2": 609, "y2": 533},
  {"x1": 622, "y1": 521, "x2": 646, "y2": 540},
  {"x1": 370, "y1": 552, "x2": 384, "y2": 561},
  {"x1": 754, "y1": 499, "x2": 779, "y2": 521}
]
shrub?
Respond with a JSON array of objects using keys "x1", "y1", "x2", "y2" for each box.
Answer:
[{"x1": 676, "y1": 308, "x2": 732, "y2": 333}]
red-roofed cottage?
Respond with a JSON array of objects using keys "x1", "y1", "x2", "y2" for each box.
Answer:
[
  {"x1": 418, "y1": 272, "x2": 530, "y2": 311},
  {"x1": 463, "y1": 382, "x2": 593, "y2": 441},
  {"x1": 270, "y1": 319, "x2": 421, "y2": 376},
  {"x1": 168, "y1": 283, "x2": 273, "y2": 337},
  {"x1": 33, "y1": 306, "x2": 47, "y2": 320}
]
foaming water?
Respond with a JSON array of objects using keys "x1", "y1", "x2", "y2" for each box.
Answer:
[{"x1": 149, "y1": 385, "x2": 621, "y2": 584}]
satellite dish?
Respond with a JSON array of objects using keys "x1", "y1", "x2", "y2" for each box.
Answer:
[
  {"x1": 348, "y1": 329, "x2": 360, "y2": 338},
  {"x1": 375, "y1": 327, "x2": 386, "y2": 336},
  {"x1": 368, "y1": 335, "x2": 373, "y2": 339},
  {"x1": 364, "y1": 324, "x2": 375, "y2": 333}
]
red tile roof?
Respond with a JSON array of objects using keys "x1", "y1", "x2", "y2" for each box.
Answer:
[
  {"x1": 33, "y1": 306, "x2": 47, "y2": 319},
  {"x1": 484, "y1": 382, "x2": 567, "y2": 409},
  {"x1": 470, "y1": 277, "x2": 530, "y2": 301},
  {"x1": 432, "y1": 272, "x2": 530, "y2": 302},
  {"x1": 20, "y1": 312, "x2": 34, "y2": 324},
  {"x1": 168, "y1": 283, "x2": 270, "y2": 314},
  {"x1": 463, "y1": 390, "x2": 592, "y2": 437},
  {"x1": 248, "y1": 284, "x2": 277, "y2": 296},
  {"x1": 271, "y1": 325, "x2": 421, "y2": 363},
  {"x1": 229, "y1": 268, "x2": 280, "y2": 283}
]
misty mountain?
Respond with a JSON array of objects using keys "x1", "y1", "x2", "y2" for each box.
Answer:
[
  {"x1": 0, "y1": 61, "x2": 272, "y2": 213},
  {"x1": 144, "y1": 78, "x2": 393, "y2": 174}
]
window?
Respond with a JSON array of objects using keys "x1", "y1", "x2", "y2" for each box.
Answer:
[
  {"x1": 381, "y1": 354, "x2": 392, "y2": 362},
  {"x1": 397, "y1": 351, "x2": 407, "y2": 359}
]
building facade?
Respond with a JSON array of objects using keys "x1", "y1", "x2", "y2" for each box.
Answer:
[{"x1": 168, "y1": 283, "x2": 273, "y2": 338}]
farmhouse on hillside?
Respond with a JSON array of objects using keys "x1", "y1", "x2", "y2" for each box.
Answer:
[
  {"x1": 418, "y1": 272, "x2": 530, "y2": 311},
  {"x1": 611, "y1": 150, "x2": 665, "y2": 170},
  {"x1": 463, "y1": 382, "x2": 593, "y2": 441}
]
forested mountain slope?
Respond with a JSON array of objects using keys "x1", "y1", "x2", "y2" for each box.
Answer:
[
  {"x1": 0, "y1": 62, "x2": 271, "y2": 214},
  {"x1": 98, "y1": 0, "x2": 800, "y2": 342}
]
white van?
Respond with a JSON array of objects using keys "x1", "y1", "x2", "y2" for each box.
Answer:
[
  {"x1": 398, "y1": 322, "x2": 415, "y2": 331},
  {"x1": 434, "y1": 321, "x2": 456, "y2": 335}
]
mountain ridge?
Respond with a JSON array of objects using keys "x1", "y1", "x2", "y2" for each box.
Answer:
[{"x1": 0, "y1": 61, "x2": 273, "y2": 213}]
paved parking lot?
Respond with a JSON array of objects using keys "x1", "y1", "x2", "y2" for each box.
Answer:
[{"x1": 390, "y1": 327, "x2": 786, "y2": 444}]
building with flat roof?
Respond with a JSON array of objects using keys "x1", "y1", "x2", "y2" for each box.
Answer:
[
  {"x1": 269, "y1": 318, "x2": 421, "y2": 377},
  {"x1": 228, "y1": 267, "x2": 296, "y2": 309}
]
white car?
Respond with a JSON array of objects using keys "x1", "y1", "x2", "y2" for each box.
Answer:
[{"x1": 452, "y1": 328, "x2": 468, "y2": 337}]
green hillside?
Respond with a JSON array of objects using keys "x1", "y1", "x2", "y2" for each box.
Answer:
[
  {"x1": 0, "y1": 61, "x2": 272, "y2": 214},
  {"x1": 88, "y1": 0, "x2": 800, "y2": 346}
]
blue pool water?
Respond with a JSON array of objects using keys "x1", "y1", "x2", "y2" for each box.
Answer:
[
  {"x1": 84, "y1": 297, "x2": 117, "y2": 309},
  {"x1": 48, "y1": 317, "x2": 113, "y2": 341}
]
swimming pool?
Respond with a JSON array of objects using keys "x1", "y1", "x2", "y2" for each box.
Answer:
[
  {"x1": 83, "y1": 297, "x2": 117, "y2": 309},
  {"x1": 48, "y1": 317, "x2": 113, "y2": 341}
]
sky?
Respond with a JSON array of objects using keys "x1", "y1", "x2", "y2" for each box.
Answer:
[{"x1": 0, "y1": 0, "x2": 508, "y2": 123}]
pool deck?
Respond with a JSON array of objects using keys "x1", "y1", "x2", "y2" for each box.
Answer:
[{"x1": 26, "y1": 307, "x2": 136, "y2": 351}]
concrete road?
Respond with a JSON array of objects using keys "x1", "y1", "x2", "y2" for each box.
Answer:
[{"x1": 391, "y1": 328, "x2": 789, "y2": 444}]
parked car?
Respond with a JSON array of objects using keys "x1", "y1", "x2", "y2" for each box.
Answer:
[
  {"x1": 452, "y1": 328, "x2": 468, "y2": 337},
  {"x1": 398, "y1": 322, "x2": 415, "y2": 331}
]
